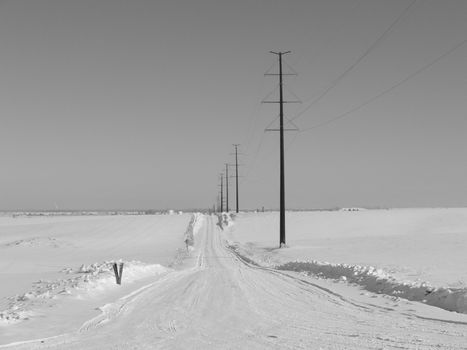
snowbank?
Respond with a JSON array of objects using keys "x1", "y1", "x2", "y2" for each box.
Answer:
[
  {"x1": 276, "y1": 260, "x2": 467, "y2": 314},
  {"x1": 228, "y1": 209, "x2": 467, "y2": 314},
  {"x1": 229, "y1": 241, "x2": 467, "y2": 314},
  {"x1": 216, "y1": 212, "x2": 234, "y2": 230},
  {"x1": 183, "y1": 213, "x2": 205, "y2": 248},
  {"x1": 0, "y1": 214, "x2": 193, "y2": 344},
  {"x1": 0, "y1": 260, "x2": 169, "y2": 325}
]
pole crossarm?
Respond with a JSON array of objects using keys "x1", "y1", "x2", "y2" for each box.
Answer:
[
  {"x1": 261, "y1": 101, "x2": 301, "y2": 104},
  {"x1": 270, "y1": 51, "x2": 291, "y2": 55},
  {"x1": 265, "y1": 117, "x2": 300, "y2": 132}
]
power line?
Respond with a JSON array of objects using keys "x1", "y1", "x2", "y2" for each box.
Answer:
[
  {"x1": 240, "y1": 131, "x2": 266, "y2": 184},
  {"x1": 299, "y1": 35, "x2": 467, "y2": 133},
  {"x1": 290, "y1": 0, "x2": 418, "y2": 124},
  {"x1": 242, "y1": 76, "x2": 268, "y2": 156},
  {"x1": 240, "y1": 0, "x2": 416, "y2": 188},
  {"x1": 285, "y1": 0, "x2": 364, "y2": 76}
]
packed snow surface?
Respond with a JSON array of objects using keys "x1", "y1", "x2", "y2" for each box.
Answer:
[
  {"x1": 227, "y1": 208, "x2": 467, "y2": 314},
  {"x1": 2, "y1": 210, "x2": 467, "y2": 349}
]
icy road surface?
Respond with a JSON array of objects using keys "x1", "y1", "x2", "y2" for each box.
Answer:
[{"x1": 3, "y1": 215, "x2": 467, "y2": 349}]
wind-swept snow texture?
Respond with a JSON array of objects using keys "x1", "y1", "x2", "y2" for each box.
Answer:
[
  {"x1": 0, "y1": 214, "x2": 192, "y2": 343},
  {"x1": 228, "y1": 209, "x2": 467, "y2": 314},
  {"x1": 0, "y1": 260, "x2": 170, "y2": 325},
  {"x1": 2, "y1": 214, "x2": 467, "y2": 349}
]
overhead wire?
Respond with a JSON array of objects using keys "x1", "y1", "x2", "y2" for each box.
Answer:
[
  {"x1": 242, "y1": 73, "x2": 269, "y2": 154},
  {"x1": 290, "y1": 0, "x2": 418, "y2": 124},
  {"x1": 236, "y1": 0, "x2": 467, "y2": 209},
  {"x1": 249, "y1": 0, "x2": 419, "y2": 167},
  {"x1": 240, "y1": 131, "x2": 266, "y2": 184},
  {"x1": 233, "y1": 62, "x2": 273, "y2": 189},
  {"x1": 298, "y1": 35, "x2": 467, "y2": 134},
  {"x1": 240, "y1": 0, "x2": 389, "y2": 184},
  {"x1": 284, "y1": 0, "x2": 364, "y2": 84},
  {"x1": 237, "y1": 0, "x2": 420, "y2": 189}
]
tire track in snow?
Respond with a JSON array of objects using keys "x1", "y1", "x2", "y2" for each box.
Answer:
[
  {"x1": 3, "y1": 214, "x2": 467, "y2": 349},
  {"x1": 227, "y1": 244, "x2": 375, "y2": 312}
]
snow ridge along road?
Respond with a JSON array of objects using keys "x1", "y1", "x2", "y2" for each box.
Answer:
[{"x1": 3, "y1": 214, "x2": 467, "y2": 349}]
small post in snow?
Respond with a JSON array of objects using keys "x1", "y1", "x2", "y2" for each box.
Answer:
[{"x1": 113, "y1": 262, "x2": 124, "y2": 285}]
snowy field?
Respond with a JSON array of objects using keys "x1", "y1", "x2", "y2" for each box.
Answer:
[
  {"x1": 227, "y1": 208, "x2": 467, "y2": 314},
  {"x1": 0, "y1": 213, "x2": 192, "y2": 344},
  {"x1": 2, "y1": 209, "x2": 467, "y2": 349}
]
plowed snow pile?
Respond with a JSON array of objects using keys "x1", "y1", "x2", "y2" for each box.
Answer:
[
  {"x1": 227, "y1": 208, "x2": 467, "y2": 313},
  {"x1": 2, "y1": 212, "x2": 467, "y2": 349},
  {"x1": 0, "y1": 214, "x2": 193, "y2": 343}
]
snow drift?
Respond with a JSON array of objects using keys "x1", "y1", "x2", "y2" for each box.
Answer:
[
  {"x1": 276, "y1": 260, "x2": 467, "y2": 314},
  {"x1": 229, "y1": 242, "x2": 467, "y2": 314},
  {"x1": 227, "y1": 210, "x2": 467, "y2": 315},
  {"x1": 0, "y1": 260, "x2": 169, "y2": 325},
  {"x1": 183, "y1": 213, "x2": 204, "y2": 248}
]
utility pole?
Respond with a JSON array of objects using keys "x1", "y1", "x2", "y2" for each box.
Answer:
[
  {"x1": 277, "y1": 52, "x2": 286, "y2": 247},
  {"x1": 225, "y1": 163, "x2": 229, "y2": 212},
  {"x1": 220, "y1": 173, "x2": 224, "y2": 213},
  {"x1": 233, "y1": 144, "x2": 240, "y2": 213},
  {"x1": 264, "y1": 51, "x2": 299, "y2": 247}
]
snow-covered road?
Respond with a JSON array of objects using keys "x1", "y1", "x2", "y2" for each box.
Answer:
[{"x1": 4, "y1": 215, "x2": 467, "y2": 349}]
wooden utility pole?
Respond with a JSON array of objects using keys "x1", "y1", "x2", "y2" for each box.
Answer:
[
  {"x1": 278, "y1": 52, "x2": 286, "y2": 246},
  {"x1": 233, "y1": 144, "x2": 240, "y2": 213},
  {"x1": 225, "y1": 163, "x2": 229, "y2": 212},
  {"x1": 264, "y1": 51, "x2": 299, "y2": 247},
  {"x1": 220, "y1": 173, "x2": 224, "y2": 212}
]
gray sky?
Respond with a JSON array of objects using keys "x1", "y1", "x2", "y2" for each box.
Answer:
[{"x1": 1, "y1": 0, "x2": 467, "y2": 210}]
